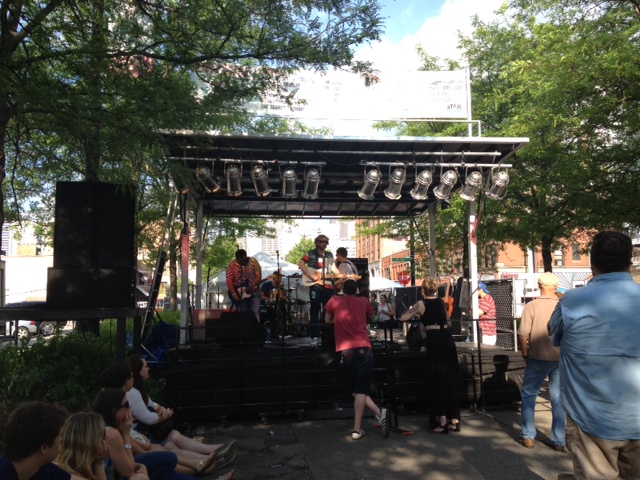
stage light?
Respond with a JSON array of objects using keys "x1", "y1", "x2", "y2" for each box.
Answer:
[
  {"x1": 384, "y1": 168, "x2": 406, "y2": 200},
  {"x1": 302, "y1": 168, "x2": 320, "y2": 199},
  {"x1": 486, "y1": 169, "x2": 510, "y2": 200},
  {"x1": 433, "y1": 169, "x2": 458, "y2": 201},
  {"x1": 358, "y1": 168, "x2": 382, "y2": 200},
  {"x1": 281, "y1": 168, "x2": 298, "y2": 199},
  {"x1": 195, "y1": 164, "x2": 221, "y2": 193},
  {"x1": 225, "y1": 164, "x2": 243, "y2": 196},
  {"x1": 459, "y1": 170, "x2": 483, "y2": 201},
  {"x1": 251, "y1": 164, "x2": 271, "y2": 197},
  {"x1": 410, "y1": 169, "x2": 433, "y2": 200}
]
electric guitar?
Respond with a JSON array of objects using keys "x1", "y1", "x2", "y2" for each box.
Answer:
[
  {"x1": 228, "y1": 281, "x2": 252, "y2": 301},
  {"x1": 301, "y1": 267, "x2": 361, "y2": 287}
]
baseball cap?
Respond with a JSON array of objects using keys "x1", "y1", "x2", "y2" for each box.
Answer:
[
  {"x1": 538, "y1": 272, "x2": 559, "y2": 286},
  {"x1": 479, "y1": 282, "x2": 490, "y2": 294}
]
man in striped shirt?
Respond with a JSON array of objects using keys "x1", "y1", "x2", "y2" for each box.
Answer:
[
  {"x1": 478, "y1": 282, "x2": 497, "y2": 345},
  {"x1": 226, "y1": 249, "x2": 262, "y2": 321}
]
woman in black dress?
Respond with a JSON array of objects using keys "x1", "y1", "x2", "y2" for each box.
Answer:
[{"x1": 401, "y1": 277, "x2": 461, "y2": 433}]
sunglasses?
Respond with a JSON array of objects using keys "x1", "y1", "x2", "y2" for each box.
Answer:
[
  {"x1": 115, "y1": 401, "x2": 130, "y2": 411},
  {"x1": 318, "y1": 240, "x2": 328, "y2": 244}
]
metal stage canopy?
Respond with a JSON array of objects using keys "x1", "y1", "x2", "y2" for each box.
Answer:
[{"x1": 160, "y1": 131, "x2": 529, "y2": 218}]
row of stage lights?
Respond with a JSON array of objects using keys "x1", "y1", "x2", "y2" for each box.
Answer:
[{"x1": 194, "y1": 163, "x2": 510, "y2": 202}]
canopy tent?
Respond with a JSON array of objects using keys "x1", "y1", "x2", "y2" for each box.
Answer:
[
  {"x1": 369, "y1": 276, "x2": 404, "y2": 291},
  {"x1": 159, "y1": 131, "x2": 529, "y2": 342}
]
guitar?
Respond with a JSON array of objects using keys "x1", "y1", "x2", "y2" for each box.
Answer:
[
  {"x1": 228, "y1": 282, "x2": 252, "y2": 301},
  {"x1": 301, "y1": 267, "x2": 361, "y2": 287},
  {"x1": 442, "y1": 280, "x2": 455, "y2": 318}
]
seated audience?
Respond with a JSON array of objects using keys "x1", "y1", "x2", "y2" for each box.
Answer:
[
  {"x1": 0, "y1": 401, "x2": 71, "y2": 480},
  {"x1": 56, "y1": 412, "x2": 110, "y2": 480}
]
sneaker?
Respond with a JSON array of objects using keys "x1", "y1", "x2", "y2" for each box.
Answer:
[
  {"x1": 553, "y1": 445, "x2": 569, "y2": 453},
  {"x1": 352, "y1": 429, "x2": 366, "y2": 440},
  {"x1": 518, "y1": 437, "x2": 535, "y2": 449},
  {"x1": 310, "y1": 337, "x2": 318, "y2": 346},
  {"x1": 376, "y1": 408, "x2": 390, "y2": 438}
]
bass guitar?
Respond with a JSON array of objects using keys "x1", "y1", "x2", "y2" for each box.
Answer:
[
  {"x1": 228, "y1": 282, "x2": 252, "y2": 301},
  {"x1": 301, "y1": 267, "x2": 361, "y2": 287}
]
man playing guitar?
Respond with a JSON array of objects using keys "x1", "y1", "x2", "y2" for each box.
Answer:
[
  {"x1": 298, "y1": 234, "x2": 334, "y2": 344},
  {"x1": 226, "y1": 249, "x2": 262, "y2": 322},
  {"x1": 333, "y1": 247, "x2": 360, "y2": 294}
]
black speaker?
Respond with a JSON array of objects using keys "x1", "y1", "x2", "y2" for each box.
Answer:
[
  {"x1": 52, "y1": 182, "x2": 136, "y2": 269},
  {"x1": 208, "y1": 312, "x2": 265, "y2": 348},
  {"x1": 483, "y1": 279, "x2": 515, "y2": 349},
  {"x1": 349, "y1": 257, "x2": 369, "y2": 298},
  {"x1": 394, "y1": 286, "x2": 421, "y2": 319},
  {"x1": 47, "y1": 182, "x2": 136, "y2": 309}
]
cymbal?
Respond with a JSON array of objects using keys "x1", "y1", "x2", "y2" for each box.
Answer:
[
  {"x1": 287, "y1": 287, "x2": 297, "y2": 291},
  {"x1": 287, "y1": 273, "x2": 302, "y2": 278}
]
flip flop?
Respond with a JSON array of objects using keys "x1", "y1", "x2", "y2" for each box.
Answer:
[
  {"x1": 195, "y1": 453, "x2": 217, "y2": 476},
  {"x1": 217, "y1": 453, "x2": 236, "y2": 470},
  {"x1": 214, "y1": 440, "x2": 237, "y2": 460},
  {"x1": 213, "y1": 467, "x2": 235, "y2": 480}
]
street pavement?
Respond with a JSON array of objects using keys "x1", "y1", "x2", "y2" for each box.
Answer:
[{"x1": 188, "y1": 395, "x2": 573, "y2": 480}]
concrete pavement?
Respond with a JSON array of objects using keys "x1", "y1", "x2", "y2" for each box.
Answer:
[{"x1": 189, "y1": 396, "x2": 572, "y2": 480}]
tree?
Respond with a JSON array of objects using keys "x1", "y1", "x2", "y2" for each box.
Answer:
[
  {"x1": 457, "y1": 1, "x2": 640, "y2": 270},
  {"x1": 0, "y1": 0, "x2": 383, "y2": 237},
  {"x1": 285, "y1": 237, "x2": 316, "y2": 266}
]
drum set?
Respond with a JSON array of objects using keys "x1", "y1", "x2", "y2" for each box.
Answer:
[{"x1": 260, "y1": 273, "x2": 310, "y2": 339}]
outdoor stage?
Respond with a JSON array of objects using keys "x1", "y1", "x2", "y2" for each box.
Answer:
[{"x1": 164, "y1": 323, "x2": 525, "y2": 423}]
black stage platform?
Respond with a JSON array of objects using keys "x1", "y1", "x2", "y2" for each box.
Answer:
[{"x1": 165, "y1": 329, "x2": 525, "y2": 423}]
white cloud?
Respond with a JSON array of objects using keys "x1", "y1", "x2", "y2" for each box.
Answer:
[{"x1": 357, "y1": 0, "x2": 505, "y2": 74}]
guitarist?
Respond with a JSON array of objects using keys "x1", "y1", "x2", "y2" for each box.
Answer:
[
  {"x1": 298, "y1": 234, "x2": 334, "y2": 345},
  {"x1": 226, "y1": 249, "x2": 262, "y2": 322},
  {"x1": 334, "y1": 247, "x2": 359, "y2": 294}
]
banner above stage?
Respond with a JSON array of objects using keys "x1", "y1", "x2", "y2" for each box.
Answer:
[{"x1": 244, "y1": 69, "x2": 470, "y2": 121}]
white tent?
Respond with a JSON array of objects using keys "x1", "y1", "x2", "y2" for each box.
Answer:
[{"x1": 369, "y1": 276, "x2": 403, "y2": 291}]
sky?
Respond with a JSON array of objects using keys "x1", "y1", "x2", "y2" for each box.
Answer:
[{"x1": 355, "y1": 0, "x2": 506, "y2": 73}]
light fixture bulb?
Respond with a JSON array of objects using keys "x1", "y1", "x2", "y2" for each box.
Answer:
[
  {"x1": 459, "y1": 171, "x2": 483, "y2": 201},
  {"x1": 226, "y1": 164, "x2": 243, "y2": 196},
  {"x1": 281, "y1": 168, "x2": 298, "y2": 199},
  {"x1": 384, "y1": 168, "x2": 406, "y2": 200},
  {"x1": 358, "y1": 168, "x2": 382, "y2": 200},
  {"x1": 302, "y1": 168, "x2": 320, "y2": 199},
  {"x1": 433, "y1": 169, "x2": 458, "y2": 201},
  {"x1": 251, "y1": 164, "x2": 271, "y2": 197},
  {"x1": 410, "y1": 170, "x2": 433, "y2": 200},
  {"x1": 486, "y1": 170, "x2": 510, "y2": 200},
  {"x1": 195, "y1": 165, "x2": 221, "y2": 193}
]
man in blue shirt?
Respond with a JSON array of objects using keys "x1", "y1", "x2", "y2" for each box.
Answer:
[
  {"x1": 550, "y1": 231, "x2": 640, "y2": 479},
  {"x1": 0, "y1": 401, "x2": 71, "y2": 480}
]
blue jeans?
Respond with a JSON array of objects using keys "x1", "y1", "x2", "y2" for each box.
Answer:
[
  {"x1": 135, "y1": 451, "x2": 195, "y2": 480},
  {"x1": 309, "y1": 285, "x2": 333, "y2": 339},
  {"x1": 520, "y1": 358, "x2": 566, "y2": 446}
]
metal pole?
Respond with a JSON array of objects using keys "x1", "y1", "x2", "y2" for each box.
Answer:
[{"x1": 428, "y1": 202, "x2": 437, "y2": 277}]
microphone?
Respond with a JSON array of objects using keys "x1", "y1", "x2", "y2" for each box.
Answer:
[{"x1": 276, "y1": 250, "x2": 279, "y2": 256}]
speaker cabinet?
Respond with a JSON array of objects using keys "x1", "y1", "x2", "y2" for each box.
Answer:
[
  {"x1": 207, "y1": 312, "x2": 265, "y2": 347},
  {"x1": 348, "y1": 257, "x2": 369, "y2": 298},
  {"x1": 192, "y1": 309, "x2": 225, "y2": 341},
  {"x1": 47, "y1": 182, "x2": 136, "y2": 309},
  {"x1": 394, "y1": 286, "x2": 421, "y2": 319}
]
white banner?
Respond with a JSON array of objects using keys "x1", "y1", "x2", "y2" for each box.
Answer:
[{"x1": 245, "y1": 69, "x2": 469, "y2": 120}]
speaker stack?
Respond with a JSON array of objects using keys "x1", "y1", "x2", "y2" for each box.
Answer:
[{"x1": 47, "y1": 182, "x2": 137, "y2": 309}]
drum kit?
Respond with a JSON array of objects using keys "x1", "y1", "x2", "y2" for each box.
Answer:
[{"x1": 260, "y1": 272, "x2": 310, "y2": 338}]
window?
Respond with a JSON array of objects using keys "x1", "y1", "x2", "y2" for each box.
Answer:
[{"x1": 572, "y1": 244, "x2": 581, "y2": 262}]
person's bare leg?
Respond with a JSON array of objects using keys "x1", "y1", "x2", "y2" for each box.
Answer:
[
  {"x1": 353, "y1": 393, "x2": 366, "y2": 432},
  {"x1": 364, "y1": 395, "x2": 381, "y2": 417},
  {"x1": 165, "y1": 430, "x2": 222, "y2": 455}
]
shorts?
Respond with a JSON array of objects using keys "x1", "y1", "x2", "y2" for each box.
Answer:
[{"x1": 340, "y1": 348, "x2": 373, "y2": 396}]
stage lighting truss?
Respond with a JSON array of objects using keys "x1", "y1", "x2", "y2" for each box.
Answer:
[{"x1": 195, "y1": 163, "x2": 222, "y2": 193}]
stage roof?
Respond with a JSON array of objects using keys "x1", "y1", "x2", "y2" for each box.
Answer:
[{"x1": 160, "y1": 131, "x2": 529, "y2": 218}]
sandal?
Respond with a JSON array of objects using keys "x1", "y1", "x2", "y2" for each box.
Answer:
[
  {"x1": 217, "y1": 453, "x2": 236, "y2": 470},
  {"x1": 432, "y1": 424, "x2": 448, "y2": 434},
  {"x1": 447, "y1": 421, "x2": 461, "y2": 432},
  {"x1": 214, "y1": 468, "x2": 235, "y2": 480},
  {"x1": 195, "y1": 453, "x2": 217, "y2": 476},
  {"x1": 214, "y1": 439, "x2": 237, "y2": 460}
]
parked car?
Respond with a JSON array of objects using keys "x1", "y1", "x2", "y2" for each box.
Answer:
[
  {"x1": 2, "y1": 302, "x2": 67, "y2": 338},
  {"x1": 2, "y1": 320, "x2": 38, "y2": 341}
]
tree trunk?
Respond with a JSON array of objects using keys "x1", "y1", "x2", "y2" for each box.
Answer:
[
  {"x1": 541, "y1": 235, "x2": 554, "y2": 272},
  {"x1": 0, "y1": 104, "x2": 11, "y2": 237},
  {"x1": 169, "y1": 233, "x2": 179, "y2": 311}
]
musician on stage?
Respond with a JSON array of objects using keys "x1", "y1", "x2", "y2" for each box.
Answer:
[
  {"x1": 333, "y1": 247, "x2": 359, "y2": 294},
  {"x1": 298, "y1": 234, "x2": 334, "y2": 344},
  {"x1": 226, "y1": 249, "x2": 262, "y2": 322},
  {"x1": 260, "y1": 271, "x2": 283, "y2": 302}
]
